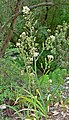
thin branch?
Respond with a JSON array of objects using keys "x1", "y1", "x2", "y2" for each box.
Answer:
[
  {"x1": 0, "y1": 12, "x2": 21, "y2": 33},
  {"x1": 0, "y1": 0, "x2": 22, "y2": 58},
  {"x1": 29, "y1": 2, "x2": 54, "y2": 9}
]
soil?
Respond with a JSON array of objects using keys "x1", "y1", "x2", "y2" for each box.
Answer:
[{"x1": 47, "y1": 77, "x2": 69, "y2": 120}]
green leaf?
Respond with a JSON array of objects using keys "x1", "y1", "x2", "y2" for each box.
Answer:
[{"x1": 40, "y1": 74, "x2": 49, "y2": 85}]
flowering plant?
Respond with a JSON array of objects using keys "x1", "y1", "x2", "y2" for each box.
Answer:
[{"x1": 16, "y1": 6, "x2": 39, "y2": 76}]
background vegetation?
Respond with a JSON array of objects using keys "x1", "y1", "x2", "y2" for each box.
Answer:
[{"x1": 0, "y1": 0, "x2": 69, "y2": 119}]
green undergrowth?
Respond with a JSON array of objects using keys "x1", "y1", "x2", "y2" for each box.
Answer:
[{"x1": 0, "y1": 56, "x2": 68, "y2": 119}]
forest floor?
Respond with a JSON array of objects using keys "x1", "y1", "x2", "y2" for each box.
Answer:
[
  {"x1": 47, "y1": 77, "x2": 69, "y2": 120},
  {"x1": 0, "y1": 77, "x2": 69, "y2": 120}
]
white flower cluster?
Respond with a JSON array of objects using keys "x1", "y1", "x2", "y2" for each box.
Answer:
[
  {"x1": 30, "y1": 47, "x2": 39, "y2": 58},
  {"x1": 20, "y1": 32, "x2": 26, "y2": 38},
  {"x1": 47, "y1": 55, "x2": 54, "y2": 61},
  {"x1": 34, "y1": 52, "x2": 39, "y2": 57},
  {"x1": 16, "y1": 42, "x2": 20, "y2": 47},
  {"x1": 50, "y1": 35, "x2": 55, "y2": 41},
  {"x1": 22, "y1": 6, "x2": 30, "y2": 14}
]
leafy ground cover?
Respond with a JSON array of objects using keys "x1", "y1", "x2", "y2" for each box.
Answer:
[{"x1": 0, "y1": 57, "x2": 69, "y2": 120}]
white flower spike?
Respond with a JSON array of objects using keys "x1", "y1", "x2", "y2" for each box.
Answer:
[{"x1": 22, "y1": 6, "x2": 30, "y2": 14}]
